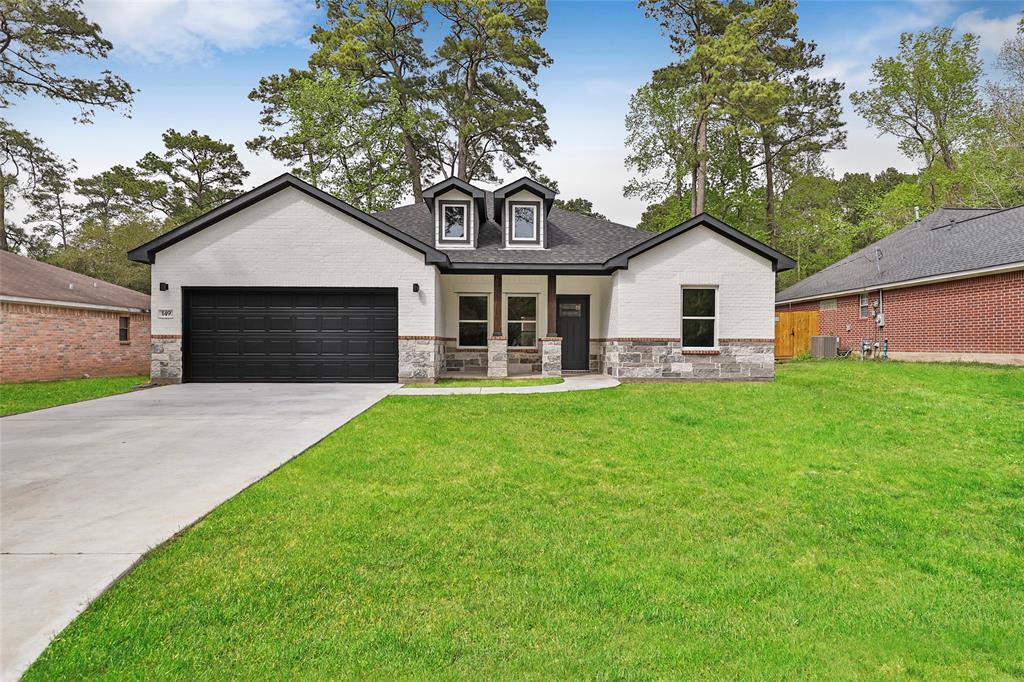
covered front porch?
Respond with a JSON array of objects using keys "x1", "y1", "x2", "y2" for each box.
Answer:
[{"x1": 436, "y1": 272, "x2": 610, "y2": 379}]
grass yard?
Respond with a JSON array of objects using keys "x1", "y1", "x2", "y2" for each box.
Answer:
[
  {"x1": 407, "y1": 376, "x2": 564, "y2": 388},
  {"x1": 0, "y1": 375, "x2": 148, "y2": 416},
  {"x1": 27, "y1": 361, "x2": 1024, "y2": 679}
]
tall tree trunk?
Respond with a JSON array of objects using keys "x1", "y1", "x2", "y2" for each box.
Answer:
[
  {"x1": 456, "y1": 63, "x2": 477, "y2": 182},
  {"x1": 692, "y1": 111, "x2": 707, "y2": 215},
  {"x1": 0, "y1": 181, "x2": 8, "y2": 252},
  {"x1": 401, "y1": 134, "x2": 424, "y2": 200},
  {"x1": 763, "y1": 137, "x2": 778, "y2": 247}
]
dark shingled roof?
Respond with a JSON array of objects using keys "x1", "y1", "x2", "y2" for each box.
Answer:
[
  {"x1": 775, "y1": 205, "x2": 1024, "y2": 302},
  {"x1": 374, "y1": 194, "x2": 653, "y2": 264},
  {"x1": 0, "y1": 250, "x2": 150, "y2": 310}
]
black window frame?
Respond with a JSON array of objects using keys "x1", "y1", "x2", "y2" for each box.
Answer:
[
  {"x1": 506, "y1": 294, "x2": 538, "y2": 348},
  {"x1": 681, "y1": 287, "x2": 717, "y2": 348},
  {"x1": 457, "y1": 293, "x2": 489, "y2": 348},
  {"x1": 508, "y1": 201, "x2": 539, "y2": 243}
]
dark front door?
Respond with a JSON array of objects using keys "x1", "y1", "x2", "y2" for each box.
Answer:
[
  {"x1": 557, "y1": 295, "x2": 590, "y2": 371},
  {"x1": 184, "y1": 288, "x2": 398, "y2": 382}
]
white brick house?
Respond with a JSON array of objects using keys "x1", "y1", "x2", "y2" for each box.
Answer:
[{"x1": 129, "y1": 174, "x2": 794, "y2": 383}]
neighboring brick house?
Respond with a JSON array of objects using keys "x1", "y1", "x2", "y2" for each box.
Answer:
[
  {"x1": 776, "y1": 206, "x2": 1024, "y2": 365},
  {"x1": 0, "y1": 251, "x2": 151, "y2": 383}
]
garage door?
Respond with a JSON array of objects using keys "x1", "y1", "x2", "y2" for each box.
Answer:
[{"x1": 184, "y1": 288, "x2": 398, "y2": 382}]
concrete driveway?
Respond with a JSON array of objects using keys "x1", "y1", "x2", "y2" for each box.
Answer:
[{"x1": 1, "y1": 382, "x2": 397, "y2": 680}]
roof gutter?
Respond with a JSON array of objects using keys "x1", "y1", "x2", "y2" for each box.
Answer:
[
  {"x1": 0, "y1": 294, "x2": 149, "y2": 314},
  {"x1": 775, "y1": 261, "x2": 1024, "y2": 305}
]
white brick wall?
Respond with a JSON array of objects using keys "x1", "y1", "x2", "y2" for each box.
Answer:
[
  {"x1": 608, "y1": 226, "x2": 776, "y2": 339},
  {"x1": 150, "y1": 187, "x2": 439, "y2": 337}
]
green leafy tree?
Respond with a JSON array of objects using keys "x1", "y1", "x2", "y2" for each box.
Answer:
[
  {"x1": 0, "y1": 0, "x2": 134, "y2": 122},
  {"x1": 638, "y1": 0, "x2": 734, "y2": 215},
  {"x1": 0, "y1": 121, "x2": 59, "y2": 250},
  {"x1": 248, "y1": 70, "x2": 409, "y2": 212},
  {"x1": 49, "y1": 217, "x2": 163, "y2": 292},
  {"x1": 624, "y1": 80, "x2": 698, "y2": 204},
  {"x1": 850, "y1": 28, "x2": 982, "y2": 204},
  {"x1": 309, "y1": 0, "x2": 433, "y2": 200},
  {"x1": 25, "y1": 156, "x2": 78, "y2": 247},
  {"x1": 432, "y1": 0, "x2": 554, "y2": 182},
  {"x1": 74, "y1": 165, "x2": 165, "y2": 227},
  {"x1": 637, "y1": 194, "x2": 688, "y2": 233},
  {"x1": 138, "y1": 129, "x2": 249, "y2": 222},
  {"x1": 553, "y1": 197, "x2": 606, "y2": 219}
]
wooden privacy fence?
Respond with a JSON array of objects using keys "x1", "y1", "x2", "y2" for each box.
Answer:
[{"x1": 774, "y1": 310, "x2": 818, "y2": 358}]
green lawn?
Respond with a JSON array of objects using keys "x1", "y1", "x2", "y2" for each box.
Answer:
[
  {"x1": 26, "y1": 361, "x2": 1024, "y2": 679},
  {"x1": 407, "y1": 376, "x2": 564, "y2": 388},
  {"x1": 0, "y1": 375, "x2": 148, "y2": 416}
]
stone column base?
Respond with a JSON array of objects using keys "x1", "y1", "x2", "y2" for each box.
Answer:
[
  {"x1": 151, "y1": 335, "x2": 183, "y2": 383},
  {"x1": 398, "y1": 337, "x2": 446, "y2": 383},
  {"x1": 541, "y1": 337, "x2": 562, "y2": 377},
  {"x1": 487, "y1": 335, "x2": 508, "y2": 378}
]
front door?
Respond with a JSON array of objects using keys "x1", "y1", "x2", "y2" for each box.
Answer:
[{"x1": 557, "y1": 295, "x2": 590, "y2": 371}]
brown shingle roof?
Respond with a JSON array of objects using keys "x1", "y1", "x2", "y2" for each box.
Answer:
[{"x1": 0, "y1": 251, "x2": 150, "y2": 310}]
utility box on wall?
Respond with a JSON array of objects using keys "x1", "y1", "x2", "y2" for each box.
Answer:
[{"x1": 810, "y1": 336, "x2": 839, "y2": 358}]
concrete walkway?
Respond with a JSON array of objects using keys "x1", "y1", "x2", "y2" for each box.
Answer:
[
  {"x1": 0, "y1": 382, "x2": 396, "y2": 681},
  {"x1": 395, "y1": 373, "x2": 619, "y2": 395}
]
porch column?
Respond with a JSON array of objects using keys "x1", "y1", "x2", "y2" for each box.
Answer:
[
  {"x1": 541, "y1": 274, "x2": 562, "y2": 377},
  {"x1": 488, "y1": 273, "x2": 508, "y2": 377},
  {"x1": 547, "y1": 274, "x2": 557, "y2": 336}
]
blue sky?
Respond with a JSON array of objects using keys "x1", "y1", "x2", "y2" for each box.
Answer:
[{"x1": 9, "y1": 0, "x2": 1022, "y2": 225}]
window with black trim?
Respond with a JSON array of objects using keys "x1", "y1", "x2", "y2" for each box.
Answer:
[
  {"x1": 681, "y1": 288, "x2": 716, "y2": 347},
  {"x1": 441, "y1": 202, "x2": 468, "y2": 241},
  {"x1": 458, "y1": 294, "x2": 488, "y2": 347},
  {"x1": 119, "y1": 316, "x2": 130, "y2": 342},
  {"x1": 507, "y1": 295, "x2": 537, "y2": 347},
  {"x1": 511, "y1": 203, "x2": 538, "y2": 241}
]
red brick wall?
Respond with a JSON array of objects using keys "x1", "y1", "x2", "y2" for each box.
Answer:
[
  {"x1": 0, "y1": 302, "x2": 151, "y2": 383},
  {"x1": 776, "y1": 270, "x2": 1024, "y2": 355}
]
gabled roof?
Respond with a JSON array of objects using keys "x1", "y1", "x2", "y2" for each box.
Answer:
[
  {"x1": 775, "y1": 205, "x2": 1024, "y2": 302},
  {"x1": 374, "y1": 194, "x2": 651, "y2": 269},
  {"x1": 0, "y1": 250, "x2": 149, "y2": 310},
  {"x1": 127, "y1": 172, "x2": 794, "y2": 275},
  {"x1": 605, "y1": 213, "x2": 797, "y2": 272},
  {"x1": 492, "y1": 177, "x2": 556, "y2": 218},
  {"x1": 421, "y1": 177, "x2": 488, "y2": 218},
  {"x1": 127, "y1": 174, "x2": 449, "y2": 266}
]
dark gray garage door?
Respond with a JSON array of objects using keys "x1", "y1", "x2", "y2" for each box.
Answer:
[{"x1": 185, "y1": 288, "x2": 398, "y2": 382}]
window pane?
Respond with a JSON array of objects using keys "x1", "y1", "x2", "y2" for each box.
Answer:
[
  {"x1": 444, "y1": 205, "x2": 466, "y2": 239},
  {"x1": 507, "y1": 296, "x2": 536, "y2": 321},
  {"x1": 459, "y1": 295, "x2": 487, "y2": 321},
  {"x1": 558, "y1": 302, "x2": 581, "y2": 317},
  {"x1": 459, "y1": 321, "x2": 488, "y2": 347},
  {"x1": 508, "y1": 322, "x2": 537, "y2": 347},
  {"x1": 119, "y1": 316, "x2": 129, "y2": 342},
  {"x1": 513, "y1": 205, "x2": 535, "y2": 239},
  {"x1": 682, "y1": 288, "x2": 715, "y2": 317},
  {"x1": 682, "y1": 319, "x2": 714, "y2": 347}
]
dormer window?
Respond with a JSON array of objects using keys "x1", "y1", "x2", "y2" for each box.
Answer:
[
  {"x1": 437, "y1": 200, "x2": 471, "y2": 245},
  {"x1": 511, "y1": 203, "x2": 538, "y2": 241},
  {"x1": 493, "y1": 177, "x2": 555, "y2": 249},
  {"x1": 442, "y1": 202, "x2": 468, "y2": 240}
]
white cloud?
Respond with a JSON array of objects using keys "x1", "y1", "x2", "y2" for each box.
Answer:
[
  {"x1": 84, "y1": 0, "x2": 315, "y2": 61},
  {"x1": 954, "y1": 8, "x2": 1022, "y2": 54}
]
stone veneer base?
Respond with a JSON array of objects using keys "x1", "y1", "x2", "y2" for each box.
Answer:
[
  {"x1": 487, "y1": 336, "x2": 508, "y2": 378},
  {"x1": 600, "y1": 338, "x2": 774, "y2": 381},
  {"x1": 151, "y1": 335, "x2": 183, "y2": 383},
  {"x1": 398, "y1": 337, "x2": 447, "y2": 383}
]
